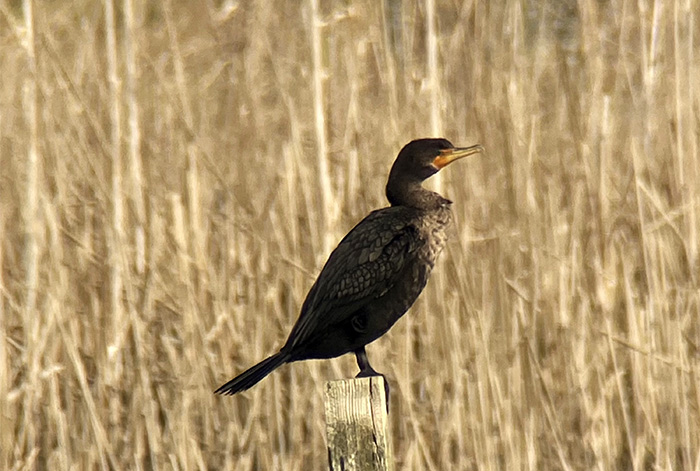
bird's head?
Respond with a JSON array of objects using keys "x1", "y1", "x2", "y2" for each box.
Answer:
[
  {"x1": 389, "y1": 138, "x2": 484, "y2": 183},
  {"x1": 386, "y1": 138, "x2": 484, "y2": 207}
]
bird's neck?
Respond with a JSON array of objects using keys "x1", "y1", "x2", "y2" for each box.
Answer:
[{"x1": 386, "y1": 179, "x2": 450, "y2": 210}]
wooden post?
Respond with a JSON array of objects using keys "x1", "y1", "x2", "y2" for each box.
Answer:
[{"x1": 324, "y1": 377, "x2": 393, "y2": 471}]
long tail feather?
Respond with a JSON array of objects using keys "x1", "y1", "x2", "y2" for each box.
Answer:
[{"x1": 215, "y1": 351, "x2": 290, "y2": 395}]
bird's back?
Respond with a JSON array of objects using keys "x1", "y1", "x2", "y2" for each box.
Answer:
[{"x1": 283, "y1": 203, "x2": 453, "y2": 359}]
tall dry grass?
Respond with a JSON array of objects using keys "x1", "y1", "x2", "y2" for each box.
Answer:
[{"x1": 1, "y1": 0, "x2": 699, "y2": 469}]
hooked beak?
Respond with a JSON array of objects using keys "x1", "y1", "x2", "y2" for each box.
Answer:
[{"x1": 432, "y1": 144, "x2": 484, "y2": 169}]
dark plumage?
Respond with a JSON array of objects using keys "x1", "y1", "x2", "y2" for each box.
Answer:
[{"x1": 215, "y1": 138, "x2": 483, "y2": 395}]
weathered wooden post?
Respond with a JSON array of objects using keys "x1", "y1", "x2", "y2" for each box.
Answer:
[{"x1": 324, "y1": 377, "x2": 393, "y2": 471}]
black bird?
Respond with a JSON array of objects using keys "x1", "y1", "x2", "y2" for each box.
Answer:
[{"x1": 215, "y1": 138, "x2": 483, "y2": 396}]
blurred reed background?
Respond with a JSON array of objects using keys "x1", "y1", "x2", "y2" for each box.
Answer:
[{"x1": 1, "y1": 0, "x2": 699, "y2": 469}]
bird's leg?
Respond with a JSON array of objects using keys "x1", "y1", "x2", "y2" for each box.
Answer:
[
  {"x1": 355, "y1": 346, "x2": 380, "y2": 377},
  {"x1": 354, "y1": 347, "x2": 390, "y2": 409}
]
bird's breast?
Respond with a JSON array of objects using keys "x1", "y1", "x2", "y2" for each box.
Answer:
[{"x1": 415, "y1": 205, "x2": 453, "y2": 268}]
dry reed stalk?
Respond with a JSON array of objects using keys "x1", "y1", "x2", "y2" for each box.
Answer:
[
  {"x1": 21, "y1": 0, "x2": 38, "y2": 317},
  {"x1": 0, "y1": 176, "x2": 7, "y2": 467},
  {"x1": 123, "y1": 0, "x2": 146, "y2": 275},
  {"x1": 163, "y1": 0, "x2": 206, "y2": 280},
  {"x1": 121, "y1": 2, "x2": 162, "y2": 461},
  {"x1": 672, "y1": 1, "x2": 699, "y2": 273},
  {"x1": 310, "y1": 0, "x2": 336, "y2": 256},
  {"x1": 19, "y1": 0, "x2": 41, "y2": 466},
  {"x1": 104, "y1": 0, "x2": 126, "y2": 391},
  {"x1": 425, "y1": 0, "x2": 441, "y2": 138},
  {"x1": 379, "y1": 1, "x2": 400, "y2": 137}
]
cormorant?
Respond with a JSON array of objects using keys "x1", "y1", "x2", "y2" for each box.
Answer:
[{"x1": 215, "y1": 138, "x2": 484, "y2": 396}]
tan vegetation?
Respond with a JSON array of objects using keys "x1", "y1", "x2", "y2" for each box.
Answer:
[{"x1": 1, "y1": 0, "x2": 699, "y2": 469}]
